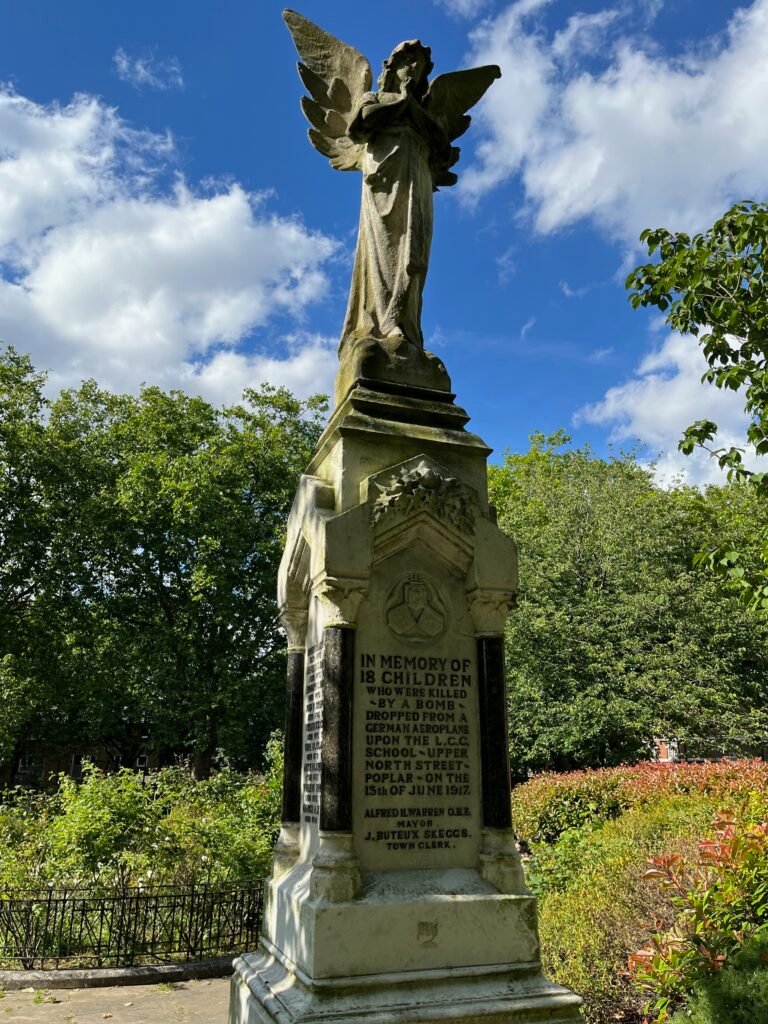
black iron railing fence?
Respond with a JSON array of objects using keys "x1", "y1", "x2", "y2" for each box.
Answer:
[{"x1": 0, "y1": 881, "x2": 263, "y2": 969}]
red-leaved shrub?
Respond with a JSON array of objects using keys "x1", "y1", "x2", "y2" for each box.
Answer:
[
  {"x1": 628, "y1": 808, "x2": 768, "y2": 1023},
  {"x1": 512, "y1": 759, "x2": 768, "y2": 843}
]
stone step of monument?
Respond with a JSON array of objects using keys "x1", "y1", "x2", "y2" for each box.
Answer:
[{"x1": 231, "y1": 952, "x2": 583, "y2": 1024}]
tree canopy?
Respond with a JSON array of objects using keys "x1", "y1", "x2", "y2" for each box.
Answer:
[
  {"x1": 0, "y1": 346, "x2": 326, "y2": 779},
  {"x1": 626, "y1": 200, "x2": 768, "y2": 610},
  {"x1": 490, "y1": 432, "x2": 768, "y2": 778}
]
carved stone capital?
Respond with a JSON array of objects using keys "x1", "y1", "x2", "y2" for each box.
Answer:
[
  {"x1": 280, "y1": 606, "x2": 309, "y2": 652},
  {"x1": 271, "y1": 824, "x2": 300, "y2": 879},
  {"x1": 312, "y1": 574, "x2": 368, "y2": 628},
  {"x1": 309, "y1": 832, "x2": 362, "y2": 902},
  {"x1": 480, "y1": 828, "x2": 529, "y2": 895},
  {"x1": 468, "y1": 587, "x2": 516, "y2": 636}
]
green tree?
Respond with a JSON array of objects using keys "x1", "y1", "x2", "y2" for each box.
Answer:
[
  {"x1": 626, "y1": 200, "x2": 768, "y2": 609},
  {"x1": 0, "y1": 348, "x2": 56, "y2": 766},
  {"x1": 490, "y1": 432, "x2": 768, "y2": 777},
  {"x1": 0, "y1": 345, "x2": 326, "y2": 778},
  {"x1": 45, "y1": 381, "x2": 325, "y2": 776}
]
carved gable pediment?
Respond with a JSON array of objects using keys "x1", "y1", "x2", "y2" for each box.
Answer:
[{"x1": 365, "y1": 455, "x2": 478, "y2": 572}]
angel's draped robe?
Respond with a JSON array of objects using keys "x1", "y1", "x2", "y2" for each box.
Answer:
[{"x1": 342, "y1": 110, "x2": 435, "y2": 350}]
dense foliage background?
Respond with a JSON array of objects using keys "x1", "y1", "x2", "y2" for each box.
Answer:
[
  {"x1": 0, "y1": 347, "x2": 325, "y2": 779},
  {"x1": 489, "y1": 431, "x2": 768, "y2": 777}
]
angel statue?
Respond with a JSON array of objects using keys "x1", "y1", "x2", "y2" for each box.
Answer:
[{"x1": 283, "y1": 10, "x2": 501, "y2": 403}]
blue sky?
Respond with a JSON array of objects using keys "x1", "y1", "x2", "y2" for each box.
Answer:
[{"x1": 1, "y1": 0, "x2": 766, "y2": 483}]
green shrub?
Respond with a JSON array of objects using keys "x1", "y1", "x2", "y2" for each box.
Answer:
[
  {"x1": 537, "y1": 795, "x2": 718, "y2": 1024},
  {"x1": 512, "y1": 767, "x2": 629, "y2": 843},
  {"x1": 629, "y1": 805, "x2": 768, "y2": 1023},
  {"x1": 0, "y1": 736, "x2": 283, "y2": 890},
  {"x1": 0, "y1": 786, "x2": 57, "y2": 889},
  {"x1": 511, "y1": 762, "x2": 768, "y2": 1022},
  {"x1": 668, "y1": 930, "x2": 768, "y2": 1024},
  {"x1": 48, "y1": 766, "x2": 155, "y2": 886}
]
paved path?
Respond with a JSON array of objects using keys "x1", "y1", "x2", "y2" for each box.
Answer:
[{"x1": 0, "y1": 978, "x2": 231, "y2": 1024}]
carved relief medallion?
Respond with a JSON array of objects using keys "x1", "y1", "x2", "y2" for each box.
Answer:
[{"x1": 385, "y1": 574, "x2": 448, "y2": 645}]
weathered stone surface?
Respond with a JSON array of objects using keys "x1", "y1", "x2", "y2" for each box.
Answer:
[
  {"x1": 229, "y1": 375, "x2": 581, "y2": 1021},
  {"x1": 229, "y1": 14, "x2": 580, "y2": 1024},
  {"x1": 319, "y1": 626, "x2": 354, "y2": 833},
  {"x1": 283, "y1": 10, "x2": 500, "y2": 400},
  {"x1": 2, "y1": 962, "x2": 233, "y2": 990},
  {"x1": 353, "y1": 551, "x2": 480, "y2": 873},
  {"x1": 373, "y1": 458, "x2": 476, "y2": 534},
  {"x1": 231, "y1": 952, "x2": 582, "y2": 1024},
  {"x1": 280, "y1": 650, "x2": 305, "y2": 827}
]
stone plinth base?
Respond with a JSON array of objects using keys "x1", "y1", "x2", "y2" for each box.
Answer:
[
  {"x1": 229, "y1": 866, "x2": 581, "y2": 1024},
  {"x1": 229, "y1": 951, "x2": 582, "y2": 1024},
  {"x1": 263, "y1": 866, "x2": 537, "y2": 979}
]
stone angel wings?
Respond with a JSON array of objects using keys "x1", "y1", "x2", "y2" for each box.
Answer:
[{"x1": 283, "y1": 9, "x2": 500, "y2": 186}]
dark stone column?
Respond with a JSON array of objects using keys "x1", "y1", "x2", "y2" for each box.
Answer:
[
  {"x1": 477, "y1": 636, "x2": 513, "y2": 830},
  {"x1": 281, "y1": 650, "x2": 305, "y2": 826},
  {"x1": 320, "y1": 626, "x2": 355, "y2": 832}
]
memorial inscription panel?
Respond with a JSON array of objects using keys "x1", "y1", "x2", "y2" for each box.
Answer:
[
  {"x1": 353, "y1": 553, "x2": 481, "y2": 871},
  {"x1": 302, "y1": 641, "x2": 323, "y2": 826},
  {"x1": 300, "y1": 596, "x2": 325, "y2": 856}
]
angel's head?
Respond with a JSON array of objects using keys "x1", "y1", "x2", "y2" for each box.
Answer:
[{"x1": 378, "y1": 40, "x2": 433, "y2": 98}]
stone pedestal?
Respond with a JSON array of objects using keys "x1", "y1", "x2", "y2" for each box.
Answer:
[{"x1": 229, "y1": 381, "x2": 581, "y2": 1024}]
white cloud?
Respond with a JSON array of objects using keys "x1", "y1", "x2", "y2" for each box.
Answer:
[
  {"x1": 588, "y1": 346, "x2": 613, "y2": 363},
  {"x1": 560, "y1": 280, "x2": 588, "y2": 299},
  {"x1": 113, "y1": 47, "x2": 184, "y2": 91},
  {"x1": 639, "y1": 0, "x2": 665, "y2": 26},
  {"x1": 0, "y1": 86, "x2": 338, "y2": 404},
  {"x1": 432, "y1": 0, "x2": 492, "y2": 18},
  {"x1": 551, "y1": 9, "x2": 620, "y2": 62},
  {"x1": 179, "y1": 334, "x2": 337, "y2": 407},
  {"x1": 575, "y1": 333, "x2": 762, "y2": 486},
  {"x1": 520, "y1": 315, "x2": 536, "y2": 339},
  {"x1": 463, "y1": 0, "x2": 768, "y2": 242},
  {"x1": 461, "y1": 0, "x2": 555, "y2": 201},
  {"x1": 0, "y1": 90, "x2": 171, "y2": 259},
  {"x1": 496, "y1": 245, "x2": 517, "y2": 282}
]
